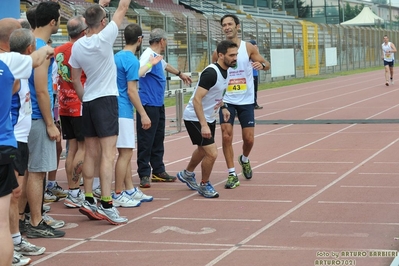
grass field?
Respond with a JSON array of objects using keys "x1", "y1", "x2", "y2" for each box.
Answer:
[{"x1": 164, "y1": 66, "x2": 382, "y2": 107}]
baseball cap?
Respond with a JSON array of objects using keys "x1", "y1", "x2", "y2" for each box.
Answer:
[{"x1": 249, "y1": 40, "x2": 257, "y2": 45}]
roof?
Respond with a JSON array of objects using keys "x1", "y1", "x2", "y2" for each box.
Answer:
[{"x1": 340, "y1": 6, "x2": 384, "y2": 26}]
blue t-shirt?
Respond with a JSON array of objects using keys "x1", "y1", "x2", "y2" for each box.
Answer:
[
  {"x1": 114, "y1": 50, "x2": 140, "y2": 119},
  {"x1": 0, "y1": 53, "x2": 32, "y2": 148},
  {"x1": 139, "y1": 49, "x2": 166, "y2": 107},
  {"x1": 29, "y1": 38, "x2": 54, "y2": 119},
  {"x1": 253, "y1": 68, "x2": 258, "y2": 77}
]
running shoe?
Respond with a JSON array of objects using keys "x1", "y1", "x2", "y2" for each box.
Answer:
[
  {"x1": 197, "y1": 181, "x2": 219, "y2": 198},
  {"x1": 391, "y1": 78, "x2": 394, "y2": 85},
  {"x1": 238, "y1": 155, "x2": 253, "y2": 179},
  {"x1": 79, "y1": 199, "x2": 101, "y2": 220},
  {"x1": 93, "y1": 186, "x2": 101, "y2": 198},
  {"x1": 43, "y1": 205, "x2": 51, "y2": 213},
  {"x1": 224, "y1": 173, "x2": 240, "y2": 189},
  {"x1": 26, "y1": 219, "x2": 65, "y2": 238},
  {"x1": 177, "y1": 170, "x2": 198, "y2": 190},
  {"x1": 140, "y1": 176, "x2": 151, "y2": 188},
  {"x1": 47, "y1": 182, "x2": 67, "y2": 198},
  {"x1": 44, "y1": 189, "x2": 59, "y2": 203},
  {"x1": 42, "y1": 213, "x2": 65, "y2": 229},
  {"x1": 112, "y1": 191, "x2": 141, "y2": 208},
  {"x1": 128, "y1": 188, "x2": 153, "y2": 202},
  {"x1": 12, "y1": 251, "x2": 31, "y2": 266},
  {"x1": 14, "y1": 238, "x2": 46, "y2": 256},
  {"x1": 151, "y1": 172, "x2": 176, "y2": 182},
  {"x1": 96, "y1": 205, "x2": 128, "y2": 225},
  {"x1": 64, "y1": 190, "x2": 84, "y2": 208}
]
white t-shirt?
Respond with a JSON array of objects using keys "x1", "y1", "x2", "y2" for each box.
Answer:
[
  {"x1": 13, "y1": 79, "x2": 32, "y2": 143},
  {"x1": 382, "y1": 42, "x2": 395, "y2": 62},
  {"x1": 69, "y1": 21, "x2": 119, "y2": 102}
]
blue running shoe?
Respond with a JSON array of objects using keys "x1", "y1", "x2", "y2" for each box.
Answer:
[
  {"x1": 177, "y1": 171, "x2": 198, "y2": 190},
  {"x1": 197, "y1": 181, "x2": 219, "y2": 198}
]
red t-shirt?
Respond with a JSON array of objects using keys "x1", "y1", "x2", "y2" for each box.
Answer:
[{"x1": 55, "y1": 42, "x2": 86, "y2": 117}]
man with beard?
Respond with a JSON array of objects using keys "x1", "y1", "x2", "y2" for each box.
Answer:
[
  {"x1": 112, "y1": 23, "x2": 161, "y2": 207},
  {"x1": 177, "y1": 40, "x2": 238, "y2": 198}
]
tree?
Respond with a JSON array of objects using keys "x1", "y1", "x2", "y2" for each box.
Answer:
[{"x1": 341, "y1": 3, "x2": 365, "y2": 22}]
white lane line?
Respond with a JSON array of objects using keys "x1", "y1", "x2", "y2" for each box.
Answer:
[
  {"x1": 302, "y1": 232, "x2": 369, "y2": 238},
  {"x1": 193, "y1": 199, "x2": 292, "y2": 203},
  {"x1": 254, "y1": 171, "x2": 337, "y2": 175},
  {"x1": 205, "y1": 137, "x2": 399, "y2": 266},
  {"x1": 244, "y1": 184, "x2": 317, "y2": 187},
  {"x1": 291, "y1": 220, "x2": 399, "y2": 226},
  {"x1": 318, "y1": 201, "x2": 399, "y2": 205},
  {"x1": 340, "y1": 185, "x2": 399, "y2": 189},
  {"x1": 152, "y1": 217, "x2": 261, "y2": 222},
  {"x1": 358, "y1": 173, "x2": 399, "y2": 175},
  {"x1": 277, "y1": 161, "x2": 354, "y2": 164},
  {"x1": 374, "y1": 162, "x2": 399, "y2": 164}
]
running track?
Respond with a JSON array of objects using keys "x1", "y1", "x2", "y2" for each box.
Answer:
[{"x1": 27, "y1": 69, "x2": 399, "y2": 266}]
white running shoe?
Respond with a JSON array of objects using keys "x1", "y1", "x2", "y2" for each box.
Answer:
[
  {"x1": 12, "y1": 251, "x2": 31, "y2": 266},
  {"x1": 64, "y1": 191, "x2": 84, "y2": 208},
  {"x1": 14, "y1": 238, "x2": 46, "y2": 256},
  {"x1": 129, "y1": 188, "x2": 153, "y2": 202},
  {"x1": 112, "y1": 191, "x2": 141, "y2": 208},
  {"x1": 44, "y1": 189, "x2": 59, "y2": 203},
  {"x1": 97, "y1": 205, "x2": 128, "y2": 225},
  {"x1": 42, "y1": 213, "x2": 65, "y2": 229},
  {"x1": 47, "y1": 182, "x2": 68, "y2": 198}
]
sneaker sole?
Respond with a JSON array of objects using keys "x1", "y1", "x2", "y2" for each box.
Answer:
[
  {"x1": 95, "y1": 213, "x2": 128, "y2": 225},
  {"x1": 139, "y1": 183, "x2": 151, "y2": 188},
  {"x1": 138, "y1": 198, "x2": 153, "y2": 202},
  {"x1": 79, "y1": 208, "x2": 101, "y2": 220},
  {"x1": 64, "y1": 201, "x2": 82, "y2": 208},
  {"x1": 198, "y1": 191, "x2": 219, "y2": 198},
  {"x1": 113, "y1": 202, "x2": 141, "y2": 208},
  {"x1": 151, "y1": 175, "x2": 176, "y2": 182},
  {"x1": 15, "y1": 247, "x2": 46, "y2": 256},
  {"x1": 43, "y1": 198, "x2": 59, "y2": 203},
  {"x1": 225, "y1": 181, "x2": 240, "y2": 189},
  {"x1": 26, "y1": 230, "x2": 65, "y2": 238},
  {"x1": 177, "y1": 173, "x2": 197, "y2": 190}
]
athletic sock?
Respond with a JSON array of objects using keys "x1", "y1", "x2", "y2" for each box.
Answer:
[
  {"x1": 47, "y1": 180, "x2": 56, "y2": 188},
  {"x1": 12, "y1": 232, "x2": 22, "y2": 245},
  {"x1": 241, "y1": 155, "x2": 249, "y2": 163},
  {"x1": 69, "y1": 188, "x2": 80, "y2": 197}
]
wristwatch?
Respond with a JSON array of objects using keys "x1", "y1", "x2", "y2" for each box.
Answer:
[{"x1": 261, "y1": 62, "x2": 266, "y2": 69}]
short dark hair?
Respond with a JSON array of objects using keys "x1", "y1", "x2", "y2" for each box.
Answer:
[
  {"x1": 124, "y1": 23, "x2": 142, "y2": 45},
  {"x1": 84, "y1": 5, "x2": 105, "y2": 28},
  {"x1": 26, "y1": 5, "x2": 37, "y2": 30},
  {"x1": 35, "y1": 1, "x2": 60, "y2": 28},
  {"x1": 216, "y1": 40, "x2": 238, "y2": 55},
  {"x1": 10, "y1": 28, "x2": 35, "y2": 53},
  {"x1": 220, "y1": 14, "x2": 240, "y2": 26}
]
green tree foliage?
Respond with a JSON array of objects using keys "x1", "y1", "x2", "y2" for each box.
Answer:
[{"x1": 341, "y1": 3, "x2": 365, "y2": 22}]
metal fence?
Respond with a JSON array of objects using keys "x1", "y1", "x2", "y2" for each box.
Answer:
[{"x1": 38, "y1": 0, "x2": 399, "y2": 93}]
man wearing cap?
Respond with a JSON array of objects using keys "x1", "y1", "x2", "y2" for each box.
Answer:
[
  {"x1": 137, "y1": 28, "x2": 192, "y2": 188},
  {"x1": 249, "y1": 40, "x2": 262, "y2": 110}
]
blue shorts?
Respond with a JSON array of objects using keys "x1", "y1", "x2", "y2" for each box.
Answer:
[
  {"x1": 384, "y1": 60, "x2": 394, "y2": 67},
  {"x1": 219, "y1": 103, "x2": 255, "y2": 128}
]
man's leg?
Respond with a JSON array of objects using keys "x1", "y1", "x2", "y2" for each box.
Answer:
[
  {"x1": 385, "y1": 64, "x2": 390, "y2": 84},
  {"x1": 0, "y1": 193, "x2": 13, "y2": 266},
  {"x1": 115, "y1": 148, "x2": 133, "y2": 193},
  {"x1": 26, "y1": 172, "x2": 46, "y2": 226},
  {"x1": 98, "y1": 135, "x2": 117, "y2": 201},
  {"x1": 82, "y1": 137, "x2": 99, "y2": 196},
  {"x1": 242, "y1": 127, "x2": 255, "y2": 157},
  {"x1": 221, "y1": 123, "x2": 235, "y2": 170},
  {"x1": 199, "y1": 144, "x2": 218, "y2": 183}
]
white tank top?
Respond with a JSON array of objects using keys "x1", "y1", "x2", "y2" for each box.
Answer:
[
  {"x1": 382, "y1": 42, "x2": 394, "y2": 62},
  {"x1": 223, "y1": 40, "x2": 254, "y2": 105},
  {"x1": 183, "y1": 64, "x2": 228, "y2": 123}
]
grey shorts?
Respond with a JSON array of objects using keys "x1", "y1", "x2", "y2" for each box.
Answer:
[{"x1": 28, "y1": 119, "x2": 57, "y2": 173}]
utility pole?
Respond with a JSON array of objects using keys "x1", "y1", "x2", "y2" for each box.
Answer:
[{"x1": 390, "y1": 0, "x2": 392, "y2": 29}]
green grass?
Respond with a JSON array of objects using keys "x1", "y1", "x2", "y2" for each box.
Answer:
[{"x1": 164, "y1": 66, "x2": 382, "y2": 107}]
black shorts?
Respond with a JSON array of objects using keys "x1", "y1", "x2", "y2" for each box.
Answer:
[
  {"x1": 82, "y1": 96, "x2": 118, "y2": 138},
  {"x1": 184, "y1": 120, "x2": 216, "y2": 146},
  {"x1": 60, "y1": 116, "x2": 84, "y2": 141},
  {"x1": 13, "y1": 142, "x2": 29, "y2": 176},
  {"x1": 0, "y1": 163, "x2": 18, "y2": 197},
  {"x1": 219, "y1": 103, "x2": 255, "y2": 128},
  {"x1": 384, "y1": 60, "x2": 394, "y2": 67}
]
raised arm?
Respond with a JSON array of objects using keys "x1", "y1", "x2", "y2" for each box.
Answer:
[{"x1": 112, "y1": 0, "x2": 131, "y2": 28}]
